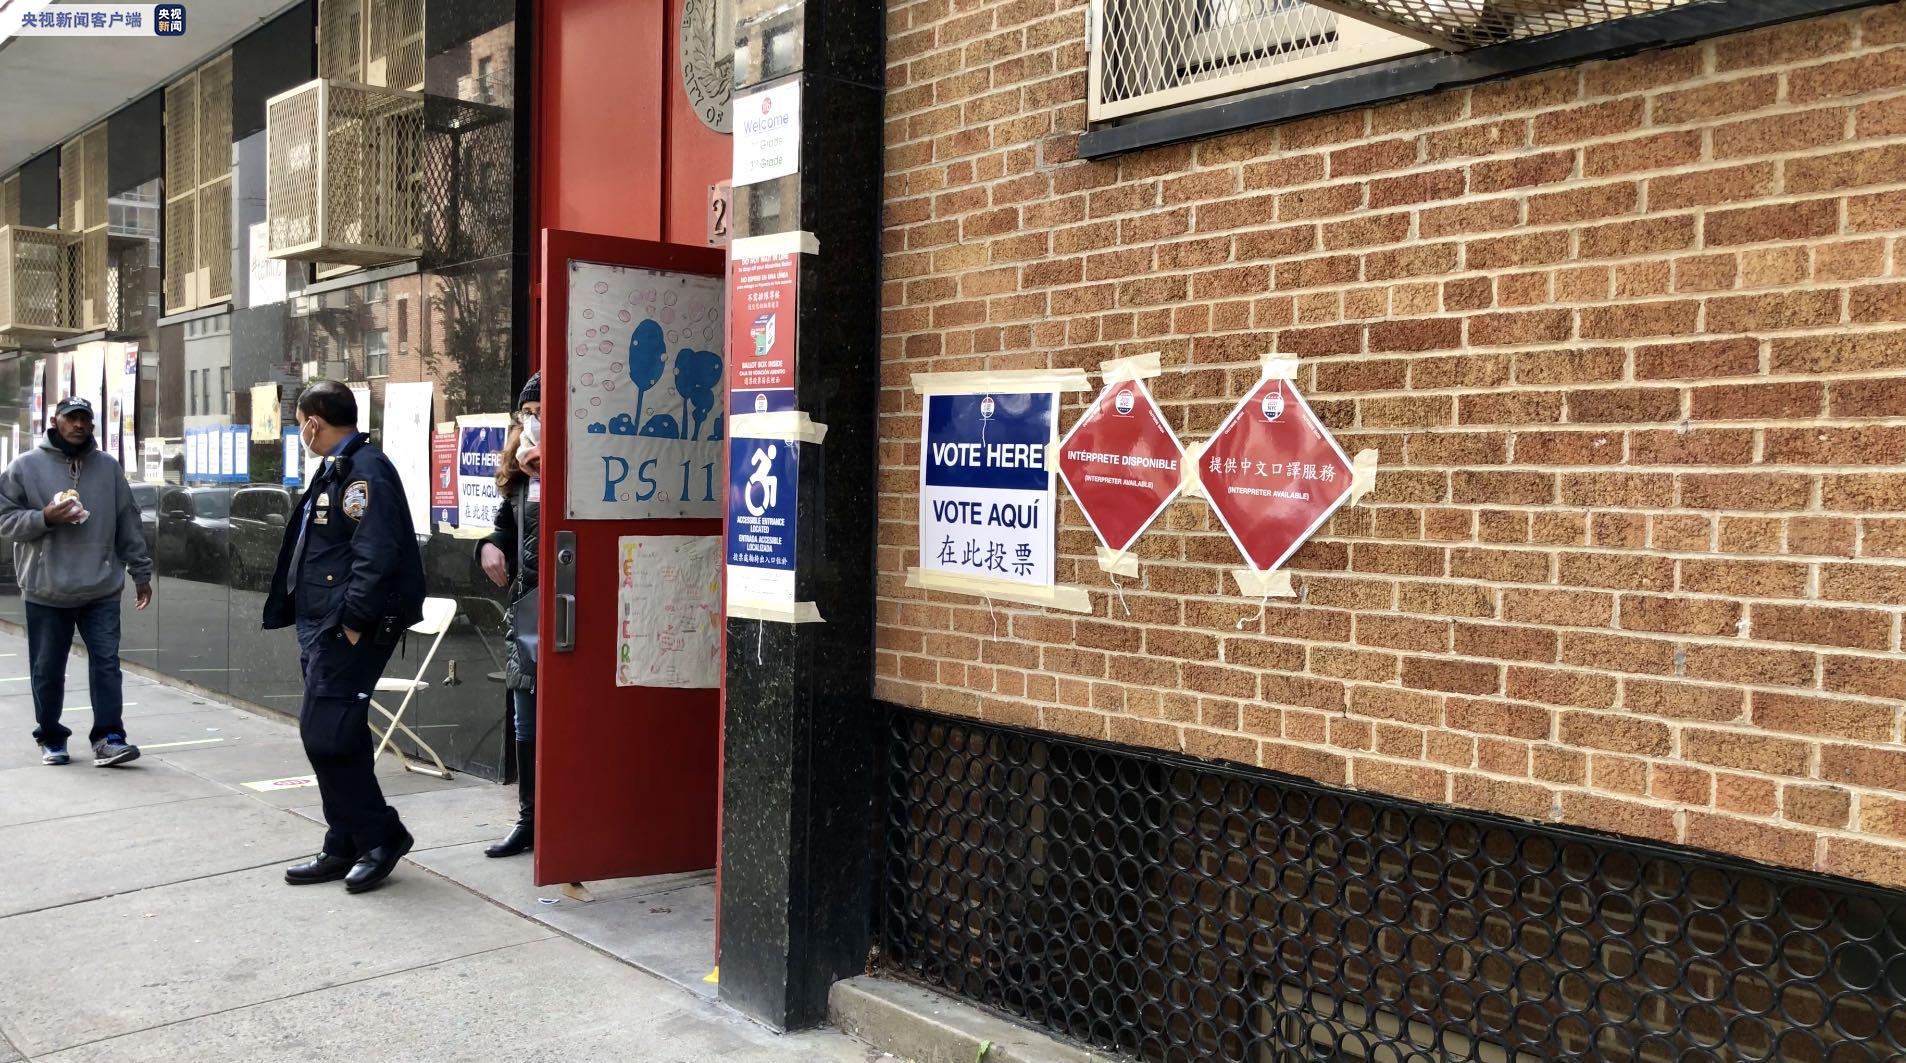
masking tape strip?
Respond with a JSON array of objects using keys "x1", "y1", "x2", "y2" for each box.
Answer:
[
  {"x1": 730, "y1": 230, "x2": 819, "y2": 259},
  {"x1": 1096, "y1": 546, "x2": 1139, "y2": 578},
  {"x1": 910, "y1": 369, "x2": 1092, "y2": 395},
  {"x1": 1180, "y1": 440, "x2": 1206, "y2": 499},
  {"x1": 1099, "y1": 351, "x2": 1162, "y2": 384},
  {"x1": 1259, "y1": 356, "x2": 1300, "y2": 380},
  {"x1": 1232, "y1": 568, "x2": 1296, "y2": 598},
  {"x1": 729, "y1": 410, "x2": 828, "y2": 444},
  {"x1": 727, "y1": 598, "x2": 825, "y2": 624},
  {"x1": 1349, "y1": 448, "x2": 1379, "y2": 506},
  {"x1": 906, "y1": 567, "x2": 1094, "y2": 614}
]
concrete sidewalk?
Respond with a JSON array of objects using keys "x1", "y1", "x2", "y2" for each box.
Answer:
[{"x1": 0, "y1": 630, "x2": 890, "y2": 1062}]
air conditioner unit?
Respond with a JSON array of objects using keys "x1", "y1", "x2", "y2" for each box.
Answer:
[
  {"x1": 265, "y1": 78, "x2": 424, "y2": 267},
  {"x1": 0, "y1": 226, "x2": 80, "y2": 339}
]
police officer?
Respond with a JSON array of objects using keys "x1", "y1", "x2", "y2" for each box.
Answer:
[{"x1": 266, "y1": 380, "x2": 426, "y2": 894}]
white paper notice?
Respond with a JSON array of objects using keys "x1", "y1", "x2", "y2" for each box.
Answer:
[
  {"x1": 615, "y1": 535, "x2": 720, "y2": 689},
  {"x1": 349, "y1": 384, "x2": 372, "y2": 429},
  {"x1": 381, "y1": 381, "x2": 434, "y2": 535},
  {"x1": 732, "y1": 80, "x2": 800, "y2": 188},
  {"x1": 248, "y1": 222, "x2": 286, "y2": 306}
]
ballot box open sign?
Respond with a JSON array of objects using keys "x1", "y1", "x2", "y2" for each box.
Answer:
[
  {"x1": 1056, "y1": 380, "x2": 1184, "y2": 554},
  {"x1": 1198, "y1": 378, "x2": 1354, "y2": 572}
]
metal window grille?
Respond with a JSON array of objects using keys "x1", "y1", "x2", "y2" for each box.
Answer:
[
  {"x1": 0, "y1": 226, "x2": 81, "y2": 338},
  {"x1": 163, "y1": 73, "x2": 199, "y2": 315},
  {"x1": 318, "y1": 0, "x2": 365, "y2": 82},
  {"x1": 1090, "y1": 0, "x2": 1426, "y2": 120},
  {"x1": 369, "y1": 0, "x2": 426, "y2": 92},
  {"x1": 198, "y1": 54, "x2": 234, "y2": 304},
  {"x1": 1307, "y1": 0, "x2": 1703, "y2": 51},
  {"x1": 266, "y1": 79, "x2": 424, "y2": 266},
  {"x1": 59, "y1": 126, "x2": 110, "y2": 331},
  {"x1": 321, "y1": 0, "x2": 423, "y2": 91},
  {"x1": 882, "y1": 710, "x2": 1906, "y2": 1063}
]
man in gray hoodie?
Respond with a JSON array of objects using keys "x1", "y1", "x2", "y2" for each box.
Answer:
[{"x1": 0, "y1": 397, "x2": 153, "y2": 767}]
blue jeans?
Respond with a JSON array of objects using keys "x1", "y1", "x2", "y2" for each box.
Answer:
[
  {"x1": 512, "y1": 688, "x2": 535, "y2": 742},
  {"x1": 26, "y1": 597, "x2": 125, "y2": 747}
]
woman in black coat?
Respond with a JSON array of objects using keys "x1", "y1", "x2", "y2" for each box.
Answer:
[{"x1": 477, "y1": 374, "x2": 540, "y2": 857}]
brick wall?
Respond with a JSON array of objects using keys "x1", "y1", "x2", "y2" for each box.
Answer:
[{"x1": 878, "y1": 0, "x2": 1906, "y2": 886}]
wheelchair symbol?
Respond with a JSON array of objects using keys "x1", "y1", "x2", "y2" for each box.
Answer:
[{"x1": 745, "y1": 444, "x2": 779, "y2": 516}]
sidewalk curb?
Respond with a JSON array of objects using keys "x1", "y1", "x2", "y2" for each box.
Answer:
[{"x1": 829, "y1": 976, "x2": 1120, "y2": 1063}]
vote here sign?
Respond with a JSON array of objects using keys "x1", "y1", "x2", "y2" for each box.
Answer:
[{"x1": 918, "y1": 391, "x2": 1057, "y2": 589}]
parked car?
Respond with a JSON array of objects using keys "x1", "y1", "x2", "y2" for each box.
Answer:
[
  {"x1": 130, "y1": 483, "x2": 159, "y2": 559},
  {"x1": 228, "y1": 485, "x2": 294, "y2": 591},
  {"x1": 156, "y1": 487, "x2": 231, "y2": 582}
]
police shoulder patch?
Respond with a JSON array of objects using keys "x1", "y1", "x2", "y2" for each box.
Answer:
[{"x1": 341, "y1": 480, "x2": 371, "y2": 520}]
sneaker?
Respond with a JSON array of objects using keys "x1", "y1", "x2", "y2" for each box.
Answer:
[
  {"x1": 92, "y1": 735, "x2": 140, "y2": 767},
  {"x1": 40, "y1": 743, "x2": 68, "y2": 766}
]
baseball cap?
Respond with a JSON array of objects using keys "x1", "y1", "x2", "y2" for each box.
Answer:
[{"x1": 54, "y1": 397, "x2": 94, "y2": 419}]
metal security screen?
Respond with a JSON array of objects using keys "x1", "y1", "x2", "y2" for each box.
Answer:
[
  {"x1": 882, "y1": 711, "x2": 1906, "y2": 1063},
  {"x1": 0, "y1": 226, "x2": 80, "y2": 338},
  {"x1": 1310, "y1": 0, "x2": 1705, "y2": 50},
  {"x1": 1090, "y1": 0, "x2": 1426, "y2": 120},
  {"x1": 265, "y1": 79, "x2": 423, "y2": 265},
  {"x1": 198, "y1": 53, "x2": 234, "y2": 304},
  {"x1": 163, "y1": 74, "x2": 198, "y2": 314}
]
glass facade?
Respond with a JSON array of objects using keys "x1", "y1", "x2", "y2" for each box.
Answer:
[{"x1": 0, "y1": 0, "x2": 525, "y2": 779}]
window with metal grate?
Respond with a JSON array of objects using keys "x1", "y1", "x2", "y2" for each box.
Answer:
[
  {"x1": 1089, "y1": 0, "x2": 1426, "y2": 121},
  {"x1": 882, "y1": 709, "x2": 1906, "y2": 1063}
]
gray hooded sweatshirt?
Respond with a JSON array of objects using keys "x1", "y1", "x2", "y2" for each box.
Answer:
[{"x1": 0, "y1": 434, "x2": 152, "y2": 607}]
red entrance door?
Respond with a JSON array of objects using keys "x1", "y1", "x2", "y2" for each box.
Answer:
[{"x1": 533, "y1": 228, "x2": 727, "y2": 886}]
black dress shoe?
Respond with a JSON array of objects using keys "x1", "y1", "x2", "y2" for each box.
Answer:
[
  {"x1": 344, "y1": 829, "x2": 414, "y2": 894},
  {"x1": 484, "y1": 821, "x2": 533, "y2": 858},
  {"x1": 285, "y1": 852, "x2": 355, "y2": 885}
]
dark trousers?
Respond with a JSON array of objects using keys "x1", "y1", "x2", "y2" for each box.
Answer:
[
  {"x1": 296, "y1": 618, "x2": 404, "y2": 857},
  {"x1": 26, "y1": 597, "x2": 125, "y2": 747}
]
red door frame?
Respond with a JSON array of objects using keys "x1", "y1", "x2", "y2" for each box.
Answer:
[{"x1": 532, "y1": 228, "x2": 728, "y2": 886}]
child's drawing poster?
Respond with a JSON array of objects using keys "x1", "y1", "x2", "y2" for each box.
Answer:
[
  {"x1": 568, "y1": 261, "x2": 725, "y2": 519},
  {"x1": 616, "y1": 535, "x2": 721, "y2": 689}
]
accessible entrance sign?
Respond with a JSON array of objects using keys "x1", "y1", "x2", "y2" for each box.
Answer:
[
  {"x1": 1198, "y1": 377, "x2": 1354, "y2": 572},
  {"x1": 1056, "y1": 379, "x2": 1183, "y2": 555}
]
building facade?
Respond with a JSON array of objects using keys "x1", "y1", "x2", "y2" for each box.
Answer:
[
  {"x1": 874, "y1": 0, "x2": 1906, "y2": 1059},
  {"x1": 3, "y1": 0, "x2": 1906, "y2": 1056},
  {"x1": 0, "y1": 0, "x2": 526, "y2": 778}
]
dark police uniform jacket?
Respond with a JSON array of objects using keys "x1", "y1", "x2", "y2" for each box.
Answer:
[{"x1": 263, "y1": 434, "x2": 426, "y2": 639}]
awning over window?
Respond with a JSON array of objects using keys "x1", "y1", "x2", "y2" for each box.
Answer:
[{"x1": 1307, "y1": 0, "x2": 1711, "y2": 50}]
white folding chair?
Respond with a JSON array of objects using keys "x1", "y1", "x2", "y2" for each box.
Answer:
[{"x1": 369, "y1": 596, "x2": 458, "y2": 780}]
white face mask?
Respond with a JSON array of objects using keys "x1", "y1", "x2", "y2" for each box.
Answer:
[
  {"x1": 300, "y1": 418, "x2": 321, "y2": 459},
  {"x1": 517, "y1": 415, "x2": 541, "y2": 471}
]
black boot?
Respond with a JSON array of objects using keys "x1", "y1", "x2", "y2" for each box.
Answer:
[{"x1": 486, "y1": 738, "x2": 534, "y2": 858}]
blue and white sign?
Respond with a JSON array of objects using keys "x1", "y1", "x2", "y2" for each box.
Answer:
[
  {"x1": 457, "y1": 421, "x2": 507, "y2": 533},
  {"x1": 725, "y1": 434, "x2": 798, "y2": 609},
  {"x1": 918, "y1": 391, "x2": 1057, "y2": 588},
  {"x1": 566, "y1": 261, "x2": 725, "y2": 520}
]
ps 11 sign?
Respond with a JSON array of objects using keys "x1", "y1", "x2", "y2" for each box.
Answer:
[
  {"x1": 1198, "y1": 377, "x2": 1353, "y2": 572},
  {"x1": 918, "y1": 391, "x2": 1057, "y2": 588}
]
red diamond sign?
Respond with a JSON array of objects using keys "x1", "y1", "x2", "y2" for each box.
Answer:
[
  {"x1": 1056, "y1": 379, "x2": 1185, "y2": 554},
  {"x1": 1198, "y1": 377, "x2": 1354, "y2": 572}
]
